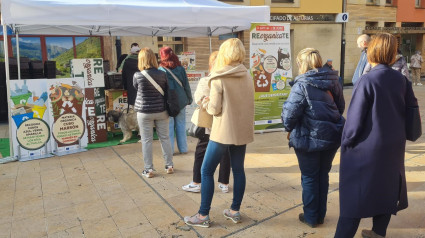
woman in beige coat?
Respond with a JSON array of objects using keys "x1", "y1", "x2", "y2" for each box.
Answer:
[
  {"x1": 181, "y1": 51, "x2": 231, "y2": 193},
  {"x1": 184, "y1": 38, "x2": 255, "y2": 228}
]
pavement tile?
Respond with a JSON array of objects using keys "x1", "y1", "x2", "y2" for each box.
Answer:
[
  {"x1": 69, "y1": 187, "x2": 101, "y2": 204},
  {"x1": 93, "y1": 178, "x2": 126, "y2": 199},
  {"x1": 119, "y1": 227, "x2": 159, "y2": 238},
  {"x1": 74, "y1": 200, "x2": 110, "y2": 222},
  {"x1": 43, "y1": 191, "x2": 74, "y2": 213},
  {"x1": 39, "y1": 158, "x2": 62, "y2": 172},
  {"x1": 11, "y1": 214, "x2": 47, "y2": 238},
  {"x1": 81, "y1": 216, "x2": 121, "y2": 238},
  {"x1": 103, "y1": 192, "x2": 138, "y2": 216},
  {"x1": 65, "y1": 173, "x2": 95, "y2": 191},
  {"x1": 0, "y1": 222, "x2": 11, "y2": 238},
  {"x1": 45, "y1": 206, "x2": 80, "y2": 235},
  {"x1": 12, "y1": 196, "x2": 44, "y2": 220},
  {"x1": 47, "y1": 226, "x2": 84, "y2": 238},
  {"x1": 111, "y1": 208, "x2": 151, "y2": 231}
]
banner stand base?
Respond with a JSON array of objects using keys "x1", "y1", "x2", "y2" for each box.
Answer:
[
  {"x1": 0, "y1": 156, "x2": 19, "y2": 164},
  {"x1": 53, "y1": 148, "x2": 87, "y2": 157},
  {"x1": 19, "y1": 154, "x2": 55, "y2": 162}
]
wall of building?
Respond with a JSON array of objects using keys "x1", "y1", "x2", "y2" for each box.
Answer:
[
  {"x1": 344, "y1": 3, "x2": 396, "y2": 84},
  {"x1": 396, "y1": 0, "x2": 425, "y2": 22}
]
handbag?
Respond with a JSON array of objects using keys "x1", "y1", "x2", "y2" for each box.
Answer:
[
  {"x1": 405, "y1": 77, "x2": 422, "y2": 141},
  {"x1": 191, "y1": 107, "x2": 213, "y2": 128},
  {"x1": 141, "y1": 70, "x2": 180, "y2": 117},
  {"x1": 187, "y1": 123, "x2": 206, "y2": 139}
]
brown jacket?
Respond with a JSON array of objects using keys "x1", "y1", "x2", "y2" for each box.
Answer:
[{"x1": 206, "y1": 64, "x2": 254, "y2": 145}]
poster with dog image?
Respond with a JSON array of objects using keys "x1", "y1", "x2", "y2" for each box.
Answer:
[
  {"x1": 9, "y1": 79, "x2": 54, "y2": 161},
  {"x1": 48, "y1": 78, "x2": 88, "y2": 155},
  {"x1": 250, "y1": 23, "x2": 292, "y2": 131}
]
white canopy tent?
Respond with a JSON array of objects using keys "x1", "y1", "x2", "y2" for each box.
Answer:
[
  {"x1": 1, "y1": 0, "x2": 270, "y2": 37},
  {"x1": 0, "y1": 0, "x2": 270, "y2": 161}
]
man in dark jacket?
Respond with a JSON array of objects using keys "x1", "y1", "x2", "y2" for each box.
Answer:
[{"x1": 122, "y1": 46, "x2": 140, "y2": 106}]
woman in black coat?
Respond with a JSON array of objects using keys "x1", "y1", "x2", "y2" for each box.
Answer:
[
  {"x1": 335, "y1": 33, "x2": 418, "y2": 238},
  {"x1": 281, "y1": 48, "x2": 345, "y2": 228}
]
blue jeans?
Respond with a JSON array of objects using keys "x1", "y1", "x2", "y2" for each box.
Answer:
[
  {"x1": 334, "y1": 214, "x2": 391, "y2": 238},
  {"x1": 198, "y1": 140, "x2": 246, "y2": 216},
  {"x1": 169, "y1": 107, "x2": 187, "y2": 153},
  {"x1": 295, "y1": 148, "x2": 338, "y2": 225}
]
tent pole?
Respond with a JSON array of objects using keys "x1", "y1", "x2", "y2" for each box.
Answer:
[
  {"x1": 16, "y1": 31, "x2": 21, "y2": 80},
  {"x1": 2, "y1": 22, "x2": 14, "y2": 160}
]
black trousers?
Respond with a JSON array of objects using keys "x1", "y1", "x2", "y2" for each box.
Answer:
[
  {"x1": 193, "y1": 134, "x2": 231, "y2": 184},
  {"x1": 334, "y1": 214, "x2": 391, "y2": 238}
]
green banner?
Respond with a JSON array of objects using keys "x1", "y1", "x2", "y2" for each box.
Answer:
[{"x1": 250, "y1": 23, "x2": 293, "y2": 131}]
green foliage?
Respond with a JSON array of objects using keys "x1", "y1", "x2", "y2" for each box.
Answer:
[{"x1": 53, "y1": 37, "x2": 101, "y2": 78}]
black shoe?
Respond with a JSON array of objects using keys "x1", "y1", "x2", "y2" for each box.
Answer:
[
  {"x1": 298, "y1": 213, "x2": 317, "y2": 228},
  {"x1": 318, "y1": 218, "x2": 324, "y2": 224}
]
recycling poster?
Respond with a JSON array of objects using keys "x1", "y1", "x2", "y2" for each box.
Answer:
[
  {"x1": 250, "y1": 23, "x2": 293, "y2": 131},
  {"x1": 9, "y1": 79, "x2": 53, "y2": 161}
]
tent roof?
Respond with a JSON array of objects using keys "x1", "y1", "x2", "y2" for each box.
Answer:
[{"x1": 1, "y1": 0, "x2": 270, "y2": 36}]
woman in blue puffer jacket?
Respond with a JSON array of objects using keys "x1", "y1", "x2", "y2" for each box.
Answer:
[{"x1": 281, "y1": 48, "x2": 345, "y2": 228}]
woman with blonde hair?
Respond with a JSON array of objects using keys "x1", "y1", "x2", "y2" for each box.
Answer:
[
  {"x1": 281, "y1": 48, "x2": 345, "y2": 228},
  {"x1": 184, "y1": 38, "x2": 255, "y2": 227},
  {"x1": 335, "y1": 33, "x2": 416, "y2": 238},
  {"x1": 182, "y1": 51, "x2": 231, "y2": 193},
  {"x1": 133, "y1": 47, "x2": 173, "y2": 178}
]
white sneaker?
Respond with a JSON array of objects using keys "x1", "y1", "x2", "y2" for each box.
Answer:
[
  {"x1": 418, "y1": 83, "x2": 423, "y2": 86},
  {"x1": 142, "y1": 169, "x2": 154, "y2": 178},
  {"x1": 218, "y1": 183, "x2": 229, "y2": 193},
  {"x1": 165, "y1": 166, "x2": 174, "y2": 174},
  {"x1": 182, "y1": 182, "x2": 201, "y2": 193}
]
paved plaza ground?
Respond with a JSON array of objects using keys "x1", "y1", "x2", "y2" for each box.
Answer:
[{"x1": 1, "y1": 86, "x2": 425, "y2": 238}]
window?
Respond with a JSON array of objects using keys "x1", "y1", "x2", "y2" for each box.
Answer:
[
  {"x1": 366, "y1": 0, "x2": 379, "y2": 5},
  {"x1": 416, "y1": 0, "x2": 421, "y2": 7},
  {"x1": 158, "y1": 37, "x2": 184, "y2": 55},
  {"x1": 386, "y1": 0, "x2": 392, "y2": 5},
  {"x1": 219, "y1": 33, "x2": 239, "y2": 41},
  {"x1": 384, "y1": 22, "x2": 396, "y2": 27},
  {"x1": 266, "y1": 0, "x2": 299, "y2": 7},
  {"x1": 272, "y1": 0, "x2": 294, "y2": 2},
  {"x1": 12, "y1": 37, "x2": 42, "y2": 60},
  {"x1": 366, "y1": 21, "x2": 379, "y2": 27}
]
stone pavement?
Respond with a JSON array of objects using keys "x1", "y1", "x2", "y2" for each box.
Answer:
[{"x1": 1, "y1": 86, "x2": 425, "y2": 238}]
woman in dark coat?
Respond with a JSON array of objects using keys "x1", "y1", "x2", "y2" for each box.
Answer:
[
  {"x1": 335, "y1": 33, "x2": 417, "y2": 238},
  {"x1": 281, "y1": 48, "x2": 345, "y2": 228}
]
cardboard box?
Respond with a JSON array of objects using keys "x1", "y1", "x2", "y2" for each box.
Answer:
[{"x1": 105, "y1": 89, "x2": 128, "y2": 132}]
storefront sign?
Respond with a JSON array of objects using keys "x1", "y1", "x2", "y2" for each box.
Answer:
[
  {"x1": 364, "y1": 26, "x2": 425, "y2": 34},
  {"x1": 271, "y1": 14, "x2": 336, "y2": 22},
  {"x1": 250, "y1": 23, "x2": 292, "y2": 131}
]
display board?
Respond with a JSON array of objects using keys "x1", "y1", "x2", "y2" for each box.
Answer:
[
  {"x1": 9, "y1": 79, "x2": 53, "y2": 161},
  {"x1": 71, "y1": 58, "x2": 107, "y2": 143},
  {"x1": 48, "y1": 78, "x2": 88, "y2": 155},
  {"x1": 250, "y1": 23, "x2": 293, "y2": 131}
]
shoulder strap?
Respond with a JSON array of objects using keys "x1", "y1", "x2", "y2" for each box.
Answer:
[
  {"x1": 141, "y1": 70, "x2": 164, "y2": 96},
  {"x1": 163, "y1": 67, "x2": 183, "y2": 88}
]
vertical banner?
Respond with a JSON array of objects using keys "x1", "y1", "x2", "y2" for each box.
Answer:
[
  {"x1": 48, "y1": 78, "x2": 88, "y2": 155},
  {"x1": 10, "y1": 79, "x2": 53, "y2": 161},
  {"x1": 250, "y1": 23, "x2": 293, "y2": 131},
  {"x1": 71, "y1": 58, "x2": 107, "y2": 143}
]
